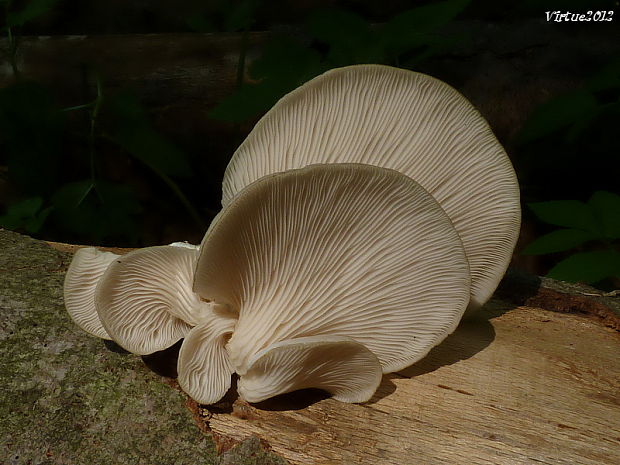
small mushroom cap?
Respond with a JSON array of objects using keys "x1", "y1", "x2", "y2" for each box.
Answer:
[
  {"x1": 95, "y1": 245, "x2": 206, "y2": 355},
  {"x1": 195, "y1": 163, "x2": 470, "y2": 375},
  {"x1": 237, "y1": 335, "x2": 383, "y2": 403},
  {"x1": 64, "y1": 247, "x2": 119, "y2": 339},
  {"x1": 177, "y1": 315, "x2": 236, "y2": 405},
  {"x1": 222, "y1": 64, "x2": 520, "y2": 309}
]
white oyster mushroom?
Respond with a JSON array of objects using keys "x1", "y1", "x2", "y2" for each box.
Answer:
[
  {"x1": 64, "y1": 241, "x2": 237, "y2": 403},
  {"x1": 221, "y1": 64, "x2": 521, "y2": 309},
  {"x1": 64, "y1": 247, "x2": 119, "y2": 339},
  {"x1": 194, "y1": 163, "x2": 470, "y2": 402},
  {"x1": 63, "y1": 242, "x2": 207, "y2": 347},
  {"x1": 94, "y1": 244, "x2": 228, "y2": 356}
]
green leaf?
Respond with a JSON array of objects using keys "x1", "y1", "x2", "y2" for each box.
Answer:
[
  {"x1": 589, "y1": 190, "x2": 620, "y2": 239},
  {"x1": 51, "y1": 180, "x2": 142, "y2": 243},
  {"x1": 307, "y1": 8, "x2": 380, "y2": 65},
  {"x1": 522, "y1": 228, "x2": 596, "y2": 255},
  {"x1": 105, "y1": 93, "x2": 191, "y2": 178},
  {"x1": 248, "y1": 39, "x2": 322, "y2": 82},
  {"x1": 528, "y1": 200, "x2": 601, "y2": 234},
  {"x1": 380, "y1": 0, "x2": 470, "y2": 56},
  {"x1": 211, "y1": 39, "x2": 322, "y2": 122},
  {"x1": 587, "y1": 59, "x2": 620, "y2": 92},
  {"x1": 7, "y1": 197, "x2": 43, "y2": 217},
  {"x1": 547, "y1": 250, "x2": 620, "y2": 284},
  {"x1": 51, "y1": 180, "x2": 96, "y2": 210},
  {"x1": 23, "y1": 205, "x2": 53, "y2": 233},
  {"x1": 7, "y1": 0, "x2": 59, "y2": 27},
  {"x1": 0, "y1": 196, "x2": 52, "y2": 233},
  {"x1": 517, "y1": 91, "x2": 599, "y2": 144},
  {"x1": 400, "y1": 31, "x2": 469, "y2": 68},
  {"x1": 223, "y1": 0, "x2": 258, "y2": 32},
  {"x1": 0, "y1": 81, "x2": 64, "y2": 195},
  {"x1": 208, "y1": 79, "x2": 292, "y2": 123},
  {"x1": 0, "y1": 214, "x2": 19, "y2": 230}
]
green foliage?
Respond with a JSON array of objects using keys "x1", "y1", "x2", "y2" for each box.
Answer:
[
  {"x1": 0, "y1": 1, "x2": 206, "y2": 244},
  {"x1": 5, "y1": 0, "x2": 59, "y2": 28},
  {"x1": 0, "y1": 79, "x2": 201, "y2": 243},
  {"x1": 50, "y1": 180, "x2": 142, "y2": 243},
  {"x1": 209, "y1": 39, "x2": 322, "y2": 122},
  {"x1": 379, "y1": 0, "x2": 470, "y2": 61},
  {"x1": 527, "y1": 200, "x2": 599, "y2": 233},
  {"x1": 547, "y1": 251, "x2": 620, "y2": 284},
  {"x1": 0, "y1": 197, "x2": 53, "y2": 233},
  {"x1": 589, "y1": 190, "x2": 620, "y2": 239},
  {"x1": 522, "y1": 229, "x2": 596, "y2": 255},
  {"x1": 0, "y1": 81, "x2": 64, "y2": 196},
  {"x1": 105, "y1": 93, "x2": 192, "y2": 179},
  {"x1": 209, "y1": 0, "x2": 471, "y2": 123},
  {"x1": 524, "y1": 191, "x2": 620, "y2": 284},
  {"x1": 518, "y1": 59, "x2": 620, "y2": 145},
  {"x1": 307, "y1": 8, "x2": 380, "y2": 65},
  {"x1": 186, "y1": 0, "x2": 258, "y2": 33},
  {"x1": 517, "y1": 91, "x2": 599, "y2": 144}
]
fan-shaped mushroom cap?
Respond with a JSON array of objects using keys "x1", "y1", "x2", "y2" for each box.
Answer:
[
  {"x1": 95, "y1": 245, "x2": 215, "y2": 355},
  {"x1": 195, "y1": 163, "x2": 470, "y2": 376},
  {"x1": 238, "y1": 335, "x2": 383, "y2": 403},
  {"x1": 177, "y1": 315, "x2": 236, "y2": 404},
  {"x1": 221, "y1": 64, "x2": 520, "y2": 308},
  {"x1": 64, "y1": 247, "x2": 119, "y2": 339}
]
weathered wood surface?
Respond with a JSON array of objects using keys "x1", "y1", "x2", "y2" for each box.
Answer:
[
  {"x1": 48, "y1": 240, "x2": 620, "y2": 464},
  {"x1": 202, "y1": 298, "x2": 620, "y2": 465}
]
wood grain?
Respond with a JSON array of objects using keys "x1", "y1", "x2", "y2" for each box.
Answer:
[
  {"x1": 48, "y1": 245, "x2": 620, "y2": 464},
  {"x1": 204, "y1": 299, "x2": 620, "y2": 465}
]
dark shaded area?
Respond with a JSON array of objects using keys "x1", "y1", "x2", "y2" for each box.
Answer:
[
  {"x1": 495, "y1": 267, "x2": 543, "y2": 307},
  {"x1": 252, "y1": 388, "x2": 330, "y2": 411},
  {"x1": 1, "y1": 0, "x2": 618, "y2": 284},
  {"x1": 103, "y1": 339, "x2": 131, "y2": 354},
  {"x1": 13, "y1": 0, "x2": 618, "y2": 35},
  {"x1": 204, "y1": 376, "x2": 241, "y2": 415},
  {"x1": 141, "y1": 339, "x2": 184, "y2": 378}
]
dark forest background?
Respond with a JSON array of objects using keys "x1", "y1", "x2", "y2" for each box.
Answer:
[{"x1": 0, "y1": 0, "x2": 619, "y2": 289}]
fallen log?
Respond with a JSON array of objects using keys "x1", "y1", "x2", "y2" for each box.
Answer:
[{"x1": 2, "y1": 229, "x2": 619, "y2": 464}]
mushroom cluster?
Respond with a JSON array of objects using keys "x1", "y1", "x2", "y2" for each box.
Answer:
[{"x1": 64, "y1": 65, "x2": 520, "y2": 404}]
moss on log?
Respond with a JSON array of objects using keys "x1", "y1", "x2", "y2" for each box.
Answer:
[{"x1": 0, "y1": 229, "x2": 286, "y2": 465}]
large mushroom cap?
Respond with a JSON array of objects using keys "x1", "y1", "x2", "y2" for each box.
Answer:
[
  {"x1": 95, "y1": 245, "x2": 206, "y2": 355},
  {"x1": 221, "y1": 64, "x2": 520, "y2": 308},
  {"x1": 64, "y1": 247, "x2": 119, "y2": 339},
  {"x1": 195, "y1": 163, "x2": 470, "y2": 379}
]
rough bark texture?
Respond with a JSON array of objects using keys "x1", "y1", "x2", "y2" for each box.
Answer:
[
  {"x1": 0, "y1": 229, "x2": 286, "y2": 465},
  {"x1": 2, "y1": 229, "x2": 619, "y2": 464}
]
